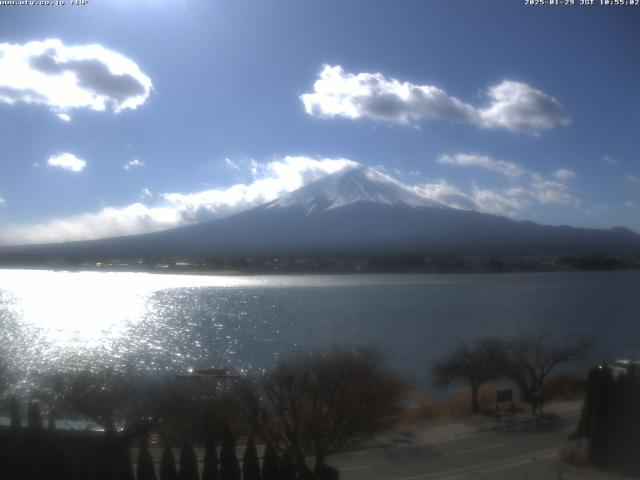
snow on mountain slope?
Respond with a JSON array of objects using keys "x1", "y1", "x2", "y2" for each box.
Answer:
[{"x1": 267, "y1": 165, "x2": 444, "y2": 214}]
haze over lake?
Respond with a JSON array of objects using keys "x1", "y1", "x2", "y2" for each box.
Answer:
[{"x1": 1, "y1": 269, "x2": 639, "y2": 392}]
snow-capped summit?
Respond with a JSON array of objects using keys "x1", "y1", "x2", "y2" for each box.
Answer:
[{"x1": 268, "y1": 164, "x2": 443, "y2": 214}]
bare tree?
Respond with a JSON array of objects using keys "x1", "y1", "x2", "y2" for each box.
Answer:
[
  {"x1": 44, "y1": 367, "x2": 133, "y2": 433},
  {"x1": 432, "y1": 338, "x2": 508, "y2": 414},
  {"x1": 122, "y1": 375, "x2": 195, "y2": 439},
  {"x1": 505, "y1": 333, "x2": 592, "y2": 414},
  {"x1": 241, "y1": 347, "x2": 407, "y2": 479}
]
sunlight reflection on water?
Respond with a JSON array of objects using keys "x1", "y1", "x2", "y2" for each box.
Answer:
[
  {"x1": 0, "y1": 269, "x2": 257, "y2": 343},
  {"x1": 0, "y1": 269, "x2": 267, "y2": 383},
  {"x1": 1, "y1": 268, "x2": 639, "y2": 395},
  {"x1": 0, "y1": 269, "x2": 432, "y2": 385}
]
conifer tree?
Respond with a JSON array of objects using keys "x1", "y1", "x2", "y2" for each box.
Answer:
[
  {"x1": 160, "y1": 446, "x2": 178, "y2": 480},
  {"x1": 202, "y1": 432, "x2": 219, "y2": 480},
  {"x1": 9, "y1": 396, "x2": 21, "y2": 431},
  {"x1": 220, "y1": 424, "x2": 241, "y2": 480},
  {"x1": 47, "y1": 408, "x2": 56, "y2": 430},
  {"x1": 27, "y1": 401, "x2": 43, "y2": 431},
  {"x1": 114, "y1": 441, "x2": 135, "y2": 480},
  {"x1": 179, "y1": 440, "x2": 199, "y2": 480},
  {"x1": 260, "y1": 443, "x2": 279, "y2": 480},
  {"x1": 279, "y1": 453, "x2": 296, "y2": 480},
  {"x1": 137, "y1": 437, "x2": 158, "y2": 480},
  {"x1": 242, "y1": 436, "x2": 261, "y2": 480}
]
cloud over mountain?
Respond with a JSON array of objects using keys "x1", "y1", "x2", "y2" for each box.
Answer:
[
  {"x1": 301, "y1": 65, "x2": 571, "y2": 134},
  {"x1": 432, "y1": 152, "x2": 580, "y2": 212},
  {"x1": 413, "y1": 181, "x2": 530, "y2": 217},
  {"x1": 438, "y1": 153, "x2": 524, "y2": 177},
  {"x1": 0, "y1": 156, "x2": 357, "y2": 245}
]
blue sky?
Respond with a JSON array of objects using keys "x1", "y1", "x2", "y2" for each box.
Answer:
[{"x1": 0, "y1": 0, "x2": 638, "y2": 245}]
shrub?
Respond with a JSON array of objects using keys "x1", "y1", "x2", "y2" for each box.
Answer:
[
  {"x1": 220, "y1": 425, "x2": 241, "y2": 480},
  {"x1": 179, "y1": 440, "x2": 199, "y2": 480},
  {"x1": 202, "y1": 432, "x2": 219, "y2": 480},
  {"x1": 242, "y1": 436, "x2": 261, "y2": 480},
  {"x1": 159, "y1": 446, "x2": 178, "y2": 480}
]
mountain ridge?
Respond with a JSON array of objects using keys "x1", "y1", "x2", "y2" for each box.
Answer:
[{"x1": 1, "y1": 165, "x2": 639, "y2": 263}]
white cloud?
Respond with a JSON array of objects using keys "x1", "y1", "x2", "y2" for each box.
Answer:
[
  {"x1": 625, "y1": 174, "x2": 640, "y2": 187},
  {"x1": 438, "y1": 153, "x2": 524, "y2": 177},
  {"x1": 0, "y1": 196, "x2": 5, "y2": 206},
  {"x1": 625, "y1": 201, "x2": 638, "y2": 209},
  {"x1": 0, "y1": 156, "x2": 358, "y2": 245},
  {"x1": 301, "y1": 65, "x2": 571, "y2": 134},
  {"x1": 603, "y1": 155, "x2": 620, "y2": 166},
  {"x1": 47, "y1": 152, "x2": 86, "y2": 172},
  {"x1": 0, "y1": 39, "x2": 152, "y2": 116},
  {"x1": 531, "y1": 179, "x2": 579, "y2": 206},
  {"x1": 123, "y1": 158, "x2": 145, "y2": 170},
  {"x1": 436, "y1": 152, "x2": 580, "y2": 207},
  {"x1": 584, "y1": 204, "x2": 613, "y2": 216},
  {"x1": 472, "y1": 187, "x2": 530, "y2": 217},
  {"x1": 301, "y1": 65, "x2": 476, "y2": 126},
  {"x1": 56, "y1": 112, "x2": 71, "y2": 122},
  {"x1": 553, "y1": 168, "x2": 576, "y2": 180},
  {"x1": 224, "y1": 158, "x2": 241, "y2": 170},
  {"x1": 477, "y1": 80, "x2": 571, "y2": 133},
  {"x1": 0, "y1": 203, "x2": 182, "y2": 246},
  {"x1": 413, "y1": 181, "x2": 477, "y2": 211},
  {"x1": 249, "y1": 159, "x2": 259, "y2": 176},
  {"x1": 162, "y1": 156, "x2": 357, "y2": 223},
  {"x1": 504, "y1": 186, "x2": 530, "y2": 198},
  {"x1": 140, "y1": 188, "x2": 152, "y2": 199},
  {"x1": 413, "y1": 181, "x2": 529, "y2": 217}
]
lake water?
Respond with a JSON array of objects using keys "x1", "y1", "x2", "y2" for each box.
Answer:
[{"x1": 1, "y1": 269, "x2": 639, "y2": 392}]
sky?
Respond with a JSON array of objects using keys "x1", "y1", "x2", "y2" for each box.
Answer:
[{"x1": 0, "y1": 0, "x2": 639, "y2": 245}]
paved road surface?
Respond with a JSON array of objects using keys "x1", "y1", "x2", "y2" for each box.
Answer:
[{"x1": 328, "y1": 407, "x2": 610, "y2": 479}]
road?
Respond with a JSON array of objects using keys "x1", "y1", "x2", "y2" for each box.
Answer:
[{"x1": 328, "y1": 408, "x2": 606, "y2": 479}]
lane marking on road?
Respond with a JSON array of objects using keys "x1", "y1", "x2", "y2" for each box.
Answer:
[
  {"x1": 390, "y1": 446, "x2": 559, "y2": 480},
  {"x1": 419, "y1": 434, "x2": 483, "y2": 447},
  {"x1": 478, "y1": 452, "x2": 555, "y2": 475},
  {"x1": 340, "y1": 465, "x2": 373, "y2": 472},
  {"x1": 444, "y1": 442, "x2": 507, "y2": 457}
]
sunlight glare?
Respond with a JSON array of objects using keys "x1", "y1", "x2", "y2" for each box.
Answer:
[{"x1": 0, "y1": 269, "x2": 254, "y2": 346}]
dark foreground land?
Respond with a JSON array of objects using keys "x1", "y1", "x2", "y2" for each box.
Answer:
[{"x1": 0, "y1": 400, "x2": 613, "y2": 480}]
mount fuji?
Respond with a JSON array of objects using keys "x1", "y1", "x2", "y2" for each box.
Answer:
[
  {"x1": 2, "y1": 165, "x2": 640, "y2": 262},
  {"x1": 268, "y1": 165, "x2": 442, "y2": 213}
]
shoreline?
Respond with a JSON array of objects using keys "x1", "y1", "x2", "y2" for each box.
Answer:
[{"x1": 1, "y1": 264, "x2": 639, "y2": 277}]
